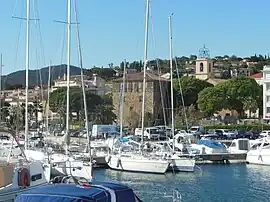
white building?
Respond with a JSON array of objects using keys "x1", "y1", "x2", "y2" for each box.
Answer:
[
  {"x1": 52, "y1": 74, "x2": 106, "y2": 97},
  {"x1": 262, "y1": 66, "x2": 270, "y2": 120}
]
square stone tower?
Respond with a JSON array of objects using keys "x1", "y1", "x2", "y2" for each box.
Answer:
[{"x1": 195, "y1": 45, "x2": 213, "y2": 80}]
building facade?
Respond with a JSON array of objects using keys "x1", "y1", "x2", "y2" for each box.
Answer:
[
  {"x1": 52, "y1": 74, "x2": 106, "y2": 97},
  {"x1": 112, "y1": 71, "x2": 170, "y2": 127},
  {"x1": 262, "y1": 66, "x2": 270, "y2": 120}
]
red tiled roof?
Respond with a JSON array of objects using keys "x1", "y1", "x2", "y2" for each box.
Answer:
[{"x1": 248, "y1": 72, "x2": 263, "y2": 79}]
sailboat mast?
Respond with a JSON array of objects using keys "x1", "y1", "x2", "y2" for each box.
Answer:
[
  {"x1": 0, "y1": 54, "x2": 2, "y2": 121},
  {"x1": 65, "y1": 0, "x2": 71, "y2": 155},
  {"x1": 46, "y1": 62, "x2": 51, "y2": 138},
  {"x1": 169, "y1": 15, "x2": 175, "y2": 151},
  {"x1": 73, "y1": 0, "x2": 92, "y2": 164},
  {"x1": 119, "y1": 60, "x2": 126, "y2": 138},
  {"x1": 141, "y1": 0, "x2": 150, "y2": 146},
  {"x1": 24, "y1": 0, "x2": 30, "y2": 150}
]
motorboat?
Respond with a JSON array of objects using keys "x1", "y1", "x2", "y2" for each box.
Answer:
[
  {"x1": 189, "y1": 139, "x2": 228, "y2": 154},
  {"x1": 227, "y1": 138, "x2": 250, "y2": 154}
]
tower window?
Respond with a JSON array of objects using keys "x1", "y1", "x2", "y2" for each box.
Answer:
[
  {"x1": 200, "y1": 62, "x2": 204, "y2": 72},
  {"x1": 208, "y1": 63, "x2": 211, "y2": 72}
]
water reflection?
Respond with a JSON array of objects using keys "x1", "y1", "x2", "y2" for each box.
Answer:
[{"x1": 94, "y1": 165, "x2": 270, "y2": 202}]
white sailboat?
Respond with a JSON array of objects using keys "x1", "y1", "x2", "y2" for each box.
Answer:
[
  {"x1": 106, "y1": 0, "x2": 169, "y2": 174},
  {"x1": 166, "y1": 14, "x2": 195, "y2": 172},
  {"x1": 0, "y1": 2, "x2": 51, "y2": 200},
  {"x1": 49, "y1": 0, "x2": 92, "y2": 180},
  {"x1": 25, "y1": 0, "x2": 93, "y2": 180},
  {"x1": 246, "y1": 136, "x2": 270, "y2": 165}
]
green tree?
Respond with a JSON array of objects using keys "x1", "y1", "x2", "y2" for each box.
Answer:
[
  {"x1": 225, "y1": 76, "x2": 261, "y2": 115},
  {"x1": 197, "y1": 76, "x2": 262, "y2": 117},
  {"x1": 174, "y1": 76, "x2": 213, "y2": 107},
  {"x1": 197, "y1": 86, "x2": 227, "y2": 116},
  {"x1": 49, "y1": 87, "x2": 116, "y2": 126}
]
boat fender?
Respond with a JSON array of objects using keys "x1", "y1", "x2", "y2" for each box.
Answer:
[
  {"x1": 116, "y1": 158, "x2": 121, "y2": 168},
  {"x1": 107, "y1": 156, "x2": 111, "y2": 164},
  {"x1": 18, "y1": 167, "x2": 30, "y2": 188}
]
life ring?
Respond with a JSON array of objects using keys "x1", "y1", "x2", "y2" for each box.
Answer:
[{"x1": 18, "y1": 167, "x2": 30, "y2": 187}]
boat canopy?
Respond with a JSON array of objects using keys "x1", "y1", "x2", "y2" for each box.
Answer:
[
  {"x1": 197, "y1": 139, "x2": 227, "y2": 149},
  {"x1": 15, "y1": 182, "x2": 142, "y2": 202}
]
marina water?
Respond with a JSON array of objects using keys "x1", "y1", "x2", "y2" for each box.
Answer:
[{"x1": 94, "y1": 164, "x2": 270, "y2": 202}]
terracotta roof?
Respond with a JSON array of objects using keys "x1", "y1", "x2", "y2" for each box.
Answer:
[
  {"x1": 248, "y1": 72, "x2": 263, "y2": 79},
  {"x1": 113, "y1": 71, "x2": 169, "y2": 82}
]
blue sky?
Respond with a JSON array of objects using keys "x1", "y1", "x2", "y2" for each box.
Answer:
[{"x1": 1, "y1": 0, "x2": 270, "y2": 75}]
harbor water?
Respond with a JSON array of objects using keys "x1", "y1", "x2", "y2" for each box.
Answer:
[{"x1": 94, "y1": 164, "x2": 270, "y2": 202}]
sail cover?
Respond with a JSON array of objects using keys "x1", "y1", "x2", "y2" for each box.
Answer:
[{"x1": 15, "y1": 181, "x2": 142, "y2": 202}]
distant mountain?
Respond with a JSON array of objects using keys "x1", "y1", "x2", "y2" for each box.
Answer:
[{"x1": 1, "y1": 65, "x2": 83, "y2": 89}]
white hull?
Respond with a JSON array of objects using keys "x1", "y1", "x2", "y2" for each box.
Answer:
[
  {"x1": 106, "y1": 154, "x2": 169, "y2": 174},
  {"x1": 50, "y1": 154, "x2": 92, "y2": 180},
  {"x1": 170, "y1": 157, "x2": 195, "y2": 172},
  {"x1": 246, "y1": 149, "x2": 270, "y2": 165}
]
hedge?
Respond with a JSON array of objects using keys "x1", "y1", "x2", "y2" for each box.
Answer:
[{"x1": 177, "y1": 124, "x2": 270, "y2": 131}]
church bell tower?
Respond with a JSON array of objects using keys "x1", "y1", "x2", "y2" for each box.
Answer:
[{"x1": 195, "y1": 45, "x2": 213, "y2": 80}]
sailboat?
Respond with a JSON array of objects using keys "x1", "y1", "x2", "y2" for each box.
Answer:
[
  {"x1": 24, "y1": 0, "x2": 93, "y2": 180},
  {"x1": 47, "y1": 0, "x2": 92, "y2": 180},
  {"x1": 106, "y1": 0, "x2": 169, "y2": 174},
  {"x1": 0, "y1": 1, "x2": 51, "y2": 200},
  {"x1": 166, "y1": 15, "x2": 195, "y2": 172}
]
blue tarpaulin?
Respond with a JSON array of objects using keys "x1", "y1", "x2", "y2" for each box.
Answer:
[
  {"x1": 15, "y1": 181, "x2": 142, "y2": 202},
  {"x1": 119, "y1": 137, "x2": 129, "y2": 143},
  {"x1": 197, "y1": 139, "x2": 227, "y2": 149}
]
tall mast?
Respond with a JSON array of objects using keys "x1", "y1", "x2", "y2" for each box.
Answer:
[
  {"x1": 141, "y1": 0, "x2": 150, "y2": 146},
  {"x1": 24, "y1": 0, "x2": 30, "y2": 150},
  {"x1": 65, "y1": 0, "x2": 71, "y2": 155},
  {"x1": 46, "y1": 62, "x2": 51, "y2": 138},
  {"x1": 0, "y1": 54, "x2": 2, "y2": 121},
  {"x1": 74, "y1": 0, "x2": 92, "y2": 167},
  {"x1": 120, "y1": 60, "x2": 126, "y2": 138},
  {"x1": 169, "y1": 14, "x2": 175, "y2": 151}
]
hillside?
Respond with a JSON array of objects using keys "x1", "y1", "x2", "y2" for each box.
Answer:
[{"x1": 1, "y1": 65, "x2": 82, "y2": 89}]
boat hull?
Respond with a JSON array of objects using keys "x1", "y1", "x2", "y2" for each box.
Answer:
[
  {"x1": 106, "y1": 155, "x2": 169, "y2": 174},
  {"x1": 169, "y1": 158, "x2": 195, "y2": 172},
  {"x1": 51, "y1": 159, "x2": 92, "y2": 180},
  {"x1": 246, "y1": 150, "x2": 270, "y2": 165}
]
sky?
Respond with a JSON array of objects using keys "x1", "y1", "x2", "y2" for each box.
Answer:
[{"x1": 0, "y1": 0, "x2": 270, "y2": 75}]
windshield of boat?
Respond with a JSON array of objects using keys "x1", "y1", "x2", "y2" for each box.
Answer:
[{"x1": 148, "y1": 129, "x2": 159, "y2": 134}]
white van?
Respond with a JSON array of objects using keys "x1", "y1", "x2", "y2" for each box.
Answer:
[{"x1": 135, "y1": 127, "x2": 160, "y2": 140}]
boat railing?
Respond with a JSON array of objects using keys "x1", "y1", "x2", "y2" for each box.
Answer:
[{"x1": 163, "y1": 189, "x2": 182, "y2": 202}]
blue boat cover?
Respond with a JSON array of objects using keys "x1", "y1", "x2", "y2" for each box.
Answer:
[
  {"x1": 119, "y1": 137, "x2": 129, "y2": 143},
  {"x1": 15, "y1": 181, "x2": 142, "y2": 202},
  {"x1": 197, "y1": 139, "x2": 227, "y2": 149}
]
